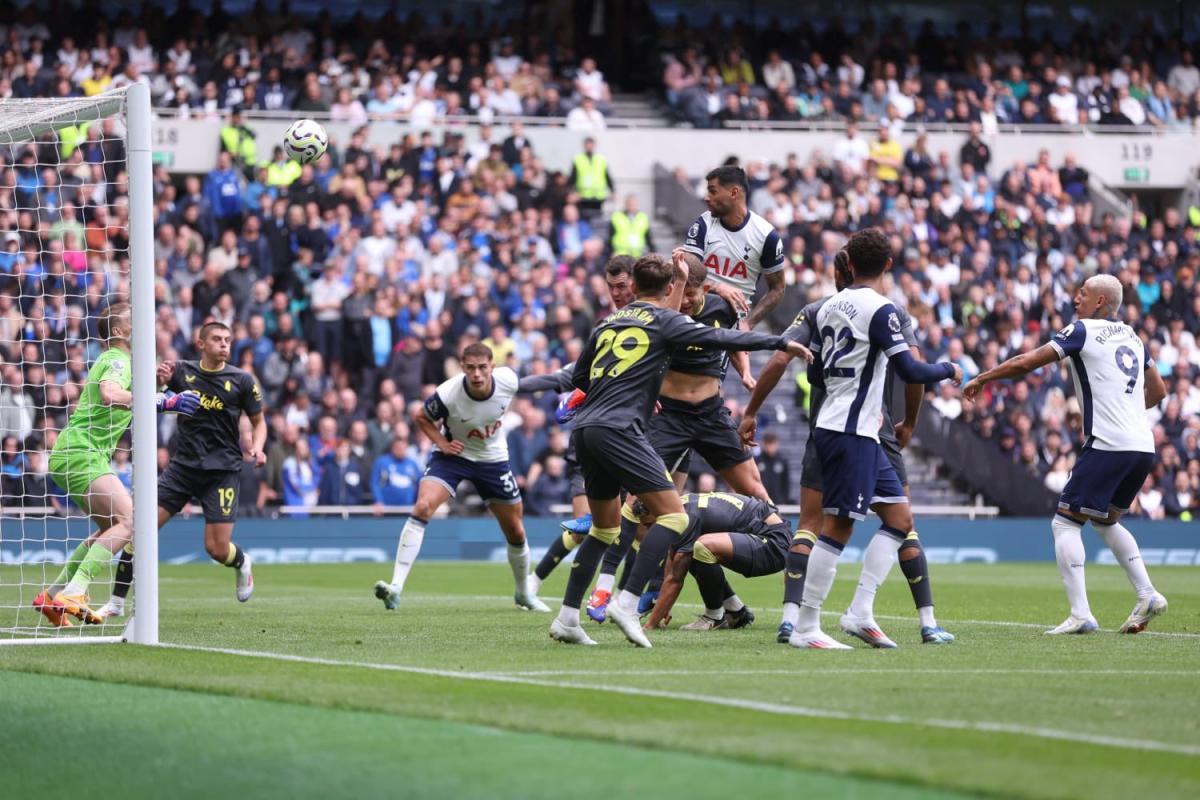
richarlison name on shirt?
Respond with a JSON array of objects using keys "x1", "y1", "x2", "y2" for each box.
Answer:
[{"x1": 1092, "y1": 323, "x2": 1133, "y2": 345}]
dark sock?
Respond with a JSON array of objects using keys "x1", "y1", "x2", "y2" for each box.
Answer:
[
  {"x1": 720, "y1": 576, "x2": 735, "y2": 601},
  {"x1": 599, "y1": 516, "x2": 638, "y2": 578},
  {"x1": 899, "y1": 539, "x2": 934, "y2": 609},
  {"x1": 622, "y1": 525, "x2": 674, "y2": 598},
  {"x1": 112, "y1": 547, "x2": 134, "y2": 599},
  {"x1": 535, "y1": 535, "x2": 572, "y2": 580},
  {"x1": 616, "y1": 548, "x2": 638, "y2": 591},
  {"x1": 688, "y1": 561, "x2": 727, "y2": 610},
  {"x1": 563, "y1": 535, "x2": 609, "y2": 609},
  {"x1": 223, "y1": 542, "x2": 246, "y2": 570},
  {"x1": 783, "y1": 548, "x2": 810, "y2": 607}
]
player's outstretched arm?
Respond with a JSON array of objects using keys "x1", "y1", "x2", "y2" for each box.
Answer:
[
  {"x1": 962, "y1": 343, "x2": 1059, "y2": 402},
  {"x1": 739, "y1": 351, "x2": 793, "y2": 447},
  {"x1": 663, "y1": 313, "x2": 808, "y2": 359},
  {"x1": 645, "y1": 550, "x2": 690, "y2": 629},
  {"x1": 518, "y1": 366, "x2": 574, "y2": 395}
]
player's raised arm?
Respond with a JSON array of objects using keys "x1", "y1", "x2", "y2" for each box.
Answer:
[
  {"x1": 746, "y1": 264, "x2": 785, "y2": 328},
  {"x1": 962, "y1": 340, "x2": 1062, "y2": 402}
]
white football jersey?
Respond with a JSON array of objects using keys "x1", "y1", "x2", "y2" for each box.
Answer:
[
  {"x1": 812, "y1": 287, "x2": 910, "y2": 441},
  {"x1": 681, "y1": 209, "x2": 784, "y2": 301},
  {"x1": 423, "y1": 367, "x2": 519, "y2": 463},
  {"x1": 1049, "y1": 319, "x2": 1154, "y2": 453}
]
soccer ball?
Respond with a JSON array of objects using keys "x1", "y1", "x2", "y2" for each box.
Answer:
[{"x1": 282, "y1": 119, "x2": 328, "y2": 165}]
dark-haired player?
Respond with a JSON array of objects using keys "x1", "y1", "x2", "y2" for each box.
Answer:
[
  {"x1": 741, "y1": 250, "x2": 954, "y2": 647},
  {"x1": 521, "y1": 256, "x2": 636, "y2": 594},
  {"x1": 679, "y1": 165, "x2": 786, "y2": 326},
  {"x1": 782, "y1": 229, "x2": 960, "y2": 649},
  {"x1": 99, "y1": 320, "x2": 267, "y2": 618},
  {"x1": 374, "y1": 343, "x2": 549, "y2": 614},
  {"x1": 548, "y1": 252, "x2": 812, "y2": 647}
]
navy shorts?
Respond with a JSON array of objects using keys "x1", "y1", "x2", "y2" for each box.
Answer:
[
  {"x1": 801, "y1": 427, "x2": 908, "y2": 491},
  {"x1": 423, "y1": 452, "x2": 521, "y2": 505},
  {"x1": 811, "y1": 428, "x2": 906, "y2": 521},
  {"x1": 1059, "y1": 448, "x2": 1155, "y2": 519}
]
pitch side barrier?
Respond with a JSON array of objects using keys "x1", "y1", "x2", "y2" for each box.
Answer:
[{"x1": 3, "y1": 512, "x2": 1196, "y2": 567}]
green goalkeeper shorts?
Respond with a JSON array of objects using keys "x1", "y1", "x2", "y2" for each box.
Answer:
[{"x1": 48, "y1": 448, "x2": 115, "y2": 503}]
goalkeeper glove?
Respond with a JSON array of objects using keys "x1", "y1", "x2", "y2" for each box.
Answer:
[
  {"x1": 554, "y1": 389, "x2": 586, "y2": 424},
  {"x1": 157, "y1": 390, "x2": 201, "y2": 416}
]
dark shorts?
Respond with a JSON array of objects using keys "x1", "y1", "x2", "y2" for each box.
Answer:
[
  {"x1": 158, "y1": 462, "x2": 241, "y2": 523},
  {"x1": 802, "y1": 426, "x2": 907, "y2": 492},
  {"x1": 728, "y1": 521, "x2": 792, "y2": 577},
  {"x1": 1059, "y1": 447, "x2": 1155, "y2": 519},
  {"x1": 647, "y1": 394, "x2": 751, "y2": 473},
  {"x1": 423, "y1": 452, "x2": 521, "y2": 505},
  {"x1": 564, "y1": 442, "x2": 586, "y2": 499},
  {"x1": 812, "y1": 428, "x2": 906, "y2": 521},
  {"x1": 572, "y1": 424, "x2": 675, "y2": 501}
]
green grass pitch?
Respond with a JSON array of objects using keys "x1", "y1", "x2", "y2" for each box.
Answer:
[{"x1": 2, "y1": 560, "x2": 1198, "y2": 799}]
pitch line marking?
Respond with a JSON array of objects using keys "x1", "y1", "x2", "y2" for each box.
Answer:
[
  {"x1": 157, "y1": 643, "x2": 1200, "y2": 758},
  {"x1": 495, "y1": 668, "x2": 1200, "y2": 677}
]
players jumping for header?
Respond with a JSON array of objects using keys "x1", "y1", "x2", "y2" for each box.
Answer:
[
  {"x1": 741, "y1": 250, "x2": 954, "y2": 647},
  {"x1": 963, "y1": 274, "x2": 1169, "y2": 635},
  {"x1": 788, "y1": 229, "x2": 961, "y2": 649},
  {"x1": 549, "y1": 252, "x2": 812, "y2": 647},
  {"x1": 375, "y1": 343, "x2": 549, "y2": 614}
]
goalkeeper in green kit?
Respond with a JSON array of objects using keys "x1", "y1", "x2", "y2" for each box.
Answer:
[{"x1": 33, "y1": 303, "x2": 200, "y2": 627}]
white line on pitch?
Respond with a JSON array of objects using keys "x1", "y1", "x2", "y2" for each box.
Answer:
[
  {"x1": 156, "y1": 642, "x2": 1200, "y2": 758},
  {"x1": 493, "y1": 668, "x2": 1200, "y2": 677}
]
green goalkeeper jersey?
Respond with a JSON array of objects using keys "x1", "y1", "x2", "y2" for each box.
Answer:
[{"x1": 54, "y1": 347, "x2": 133, "y2": 457}]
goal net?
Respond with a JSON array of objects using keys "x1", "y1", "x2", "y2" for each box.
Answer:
[{"x1": 0, "y1": 85, "x2": 157, "y2": 645}]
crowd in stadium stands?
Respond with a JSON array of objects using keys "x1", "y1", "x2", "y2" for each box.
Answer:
[
  {"x1": 660, "y1": 17, "x2": 1200, "y2": 129},
  {"x1": 0, "y1": 7, "x2": 1196, "y2": 519},
  {"x1": 0, "y1": 6, "x2": 612, "y2": 131}
]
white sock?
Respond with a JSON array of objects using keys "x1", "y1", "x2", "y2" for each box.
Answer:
[
  {"x1": 849, "y1": 531, "x2": 901, "y2": 618},
  {"x1": 1051, "y1": 515, "x2": 1091, "y2": 619},
  {"x1": 1094, "y1": 521, "x2": 1155, "y2": 599},
  {"x1": 557, "y1": 605, "x2": 580, "y2": 626},
  {"x1": 782, "y1": 602, "x2": 801, "y2": 627},
  {"x1": 617, "y1": 589, "x2": 639, "y2": 613},
  {"x1": 918, "y1": 606, "x2": 936, "y2": 628},
  {"x1": 507, "y1": 541, "x2": 531, "y2": 593},
  {"x1": 723, "y1": 594, "x2": 744, "y2": 612},
  {"x1": 529, "y1": 574, "x2": 544, "y2": 593},
  {"x1": 390, "y1": 517, "x2": 427, "y2": 593},
  {"x1": 705, "y1": 606, "x2": 726, "y2": 620},
  {"x1": 797, "y1": 540, "x2": 842, "y2": 632},
  {"x1": 595, "y1": 573, "x2": 615, "y2": 593}
]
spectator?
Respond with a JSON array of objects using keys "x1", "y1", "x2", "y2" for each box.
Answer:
[
  {"x1": 566, "y1": 95, "x2": 606, "y2": 133},
  {"x1": 310, "y1": 261, "x2": 349, "y2": 365},
  {"x1": 1163, "y1": 471, "x2": 1197, "y2": 520},
  {"x1": 318, "y1": 439, "x2": 367, "y2": 506},
  {"x1": 832, "y1": 122, "x2": 870, "y2": 176},
  {"x1": 755, "y1": 432, "x2": 791, "y2": 505},
  {"x1": 506, "y1": 406, "x2": 548, "y2": 485},
  {"x1": 525, "y1": 454, "x2": 571, "y2": 515},
  {"x1": 869, "y1": 124, "x2": 902, "y2": 183},
  {"x1": 761, "y1": 50, "x2": 795, "y2": 93},
  {"x1": 371, "y1": 436, "x2": 421, "y2": 509},
  {"x1": 608, "y1": 194, "x2": 654, "y2": 258},
  {"x1": 281, "y1": 439, "x2": 319, "y2": 511}
]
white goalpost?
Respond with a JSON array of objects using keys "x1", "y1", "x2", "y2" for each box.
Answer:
[{"x1": 0, "y1": 84, "x2": 156, "y2": 645}]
